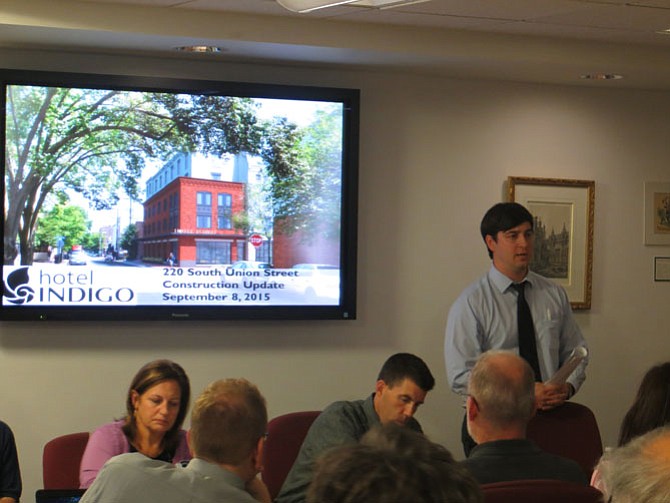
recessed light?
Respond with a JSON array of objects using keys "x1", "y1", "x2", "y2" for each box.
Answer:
[
  {"x1": 580, "y1": 73, "x2": 623, "y2": 81},
  {"x1": 174, "y1": 46, "x2": 223, "y2": 54}
]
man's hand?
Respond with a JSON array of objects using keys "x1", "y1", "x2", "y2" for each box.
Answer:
[{"x1": 534, "y1": 382, "x2": 571, "y2": 411}]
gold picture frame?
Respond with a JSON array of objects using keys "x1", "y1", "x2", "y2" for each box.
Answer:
[
  {"x1": 508, "y1": 176, "x2": 595, "y2": 310},
  {"x1": 644, "y1": 182, "x2": 670, "y2": 245},
  {"x1": 654, "y1": 257, "x2": 670, "y2": 282}
]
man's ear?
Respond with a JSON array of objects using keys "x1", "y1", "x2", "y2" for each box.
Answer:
[
  {"x1": 466, "y1": 395, "x2": 479, "y2": 422},
  {"x1": 253, "y1": 436, "x2": 265, "y2": 472},
  {"x1": 375, "y1": 379, "x2": 387, "y2": 396}
]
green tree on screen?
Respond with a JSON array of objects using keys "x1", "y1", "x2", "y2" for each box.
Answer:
[
  {"x1": 261, "y1": 105, "x2": 343, "y2": 240},
  {"x1": 3, "y1": 86, "x2": 264, "y2": 265},
  {"x1": 5, "y1": 85, "x2": 191, "y2": 264},
  {"x1": 34, "y1": 204, "x2": 91, "y2": 251},
  {"x1": 119, "y1": 224, "x2": 138, "y2": 259}
]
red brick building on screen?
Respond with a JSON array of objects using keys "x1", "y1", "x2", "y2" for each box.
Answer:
[
  {"x1": 139, "y1": 151, "x2": 335, "y2": 268},
  {"x1": 142, "y1": 176, "x2": 247, "y2": 267}
]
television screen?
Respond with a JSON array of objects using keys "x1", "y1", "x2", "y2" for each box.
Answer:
[{"x1": 1, "y1": 70, "x2": 358, "y2": 320}]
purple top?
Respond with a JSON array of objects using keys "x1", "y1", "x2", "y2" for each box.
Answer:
[{"x1": 79, "y1": 419, "x2": 191, "y2": 488}]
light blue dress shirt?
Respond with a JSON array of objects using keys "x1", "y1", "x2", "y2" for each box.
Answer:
[{"x1": 445, "y1": 265, "x2": 588, "y2": 396}]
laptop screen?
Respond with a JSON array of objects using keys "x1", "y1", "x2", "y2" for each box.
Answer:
[{"x1": 35, "y1": 489, "x2": 86, "y2": 503}]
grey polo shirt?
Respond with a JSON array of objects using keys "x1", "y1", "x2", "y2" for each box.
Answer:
[{"x1": 275, "y1": 393, "x2": 422, "y2": 503}]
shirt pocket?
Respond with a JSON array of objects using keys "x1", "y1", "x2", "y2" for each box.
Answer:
[{"x1": 536, "y1": 317, "x2": 561, "y2": 355}]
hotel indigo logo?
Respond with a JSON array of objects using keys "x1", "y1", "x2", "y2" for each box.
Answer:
[
  {"x1": 3, "y1": 267, "x2": 135, "y2": 305},
  {"x1": 2, "y1": 267, "x2": 35, "y2": 305}
]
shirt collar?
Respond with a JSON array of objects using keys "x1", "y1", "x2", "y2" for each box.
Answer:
[
  {"x1": 365, "y1": 393, "x2": 381, "y2": 426},
  {"x1": 488, "y1": 265, "x2": 532, "y2": 294},
  {"x1": 185, "y1": 458, "x2": 246, "y2": 490}
]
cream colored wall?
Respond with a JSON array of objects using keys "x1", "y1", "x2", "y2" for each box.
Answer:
[{"x1": 1, "y1": 49, "x2": 669, "y2": 500}]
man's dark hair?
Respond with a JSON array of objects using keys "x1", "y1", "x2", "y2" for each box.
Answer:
[
  {"x1": 480, "y1": 202, "x2": 534, "y2": 258},
  {"x1": 377, "y1": 353, "x2": 435, "y2": 392},
  {"x1": 307, "y1": 424, "x2": 482, "y2": 503}
]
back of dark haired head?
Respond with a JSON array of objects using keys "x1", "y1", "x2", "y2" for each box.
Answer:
[
  {"x1": 377, "y1": 353, "x2": 435, "y2": 392},
  {"x1": 480, "y1": 202, "x2": 534, "y2": 259},
  {"x1": 361, "y1": 423, "x2": 455, "y2": 465},
  {"x1": 618, "y1": 362, "x2": 670, "y2": 446},
  {"x1": 307, "y1": 424, "x2": 482, "y2": 503}
]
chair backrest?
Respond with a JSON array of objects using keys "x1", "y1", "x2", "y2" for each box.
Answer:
[
  {"x1": 526, "y1": 402, "x2": 603, "y2": 478},
  {"x1": 42, "y1": 432, "x2": 90, "y2": 489},
  {"x1": 261, "y1": 410, "x2": 320, "y2": 501},
  {"x1": 482, "y1": 479, "x2": 603, "y2": 503}
]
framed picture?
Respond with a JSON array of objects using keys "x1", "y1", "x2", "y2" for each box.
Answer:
[
  {"x1": 654, "y1": 257, "x2": 670, "y2": 282},
  {"x1": 644, "y1": 182, "x2": 670, "y2": 245},
  {"x1": 508, "y1": 176, "x2": 595, "y2": 310}
]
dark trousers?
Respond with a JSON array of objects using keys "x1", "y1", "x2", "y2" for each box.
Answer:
[{"x1": 461, "y1": 414, "x2": 477, "y2": 457}]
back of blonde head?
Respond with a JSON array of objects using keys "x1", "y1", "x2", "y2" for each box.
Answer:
[{"x1": 190, "y1": 378, "x2": 267, "y2": 465}]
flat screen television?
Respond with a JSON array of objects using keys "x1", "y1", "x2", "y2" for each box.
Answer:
[{"x1": 0, "y1": 69, "x2": 358, "y2": 321}]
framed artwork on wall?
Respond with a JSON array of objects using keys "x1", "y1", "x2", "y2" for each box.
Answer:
[
  {"x1": 508, "y1": 176, "x2": 595, "y2": 310},
  {"x1": 644, "y1": 182, "x2": 670, "y2": 246},
  {"x1": 654, "y1": 257, "x2": 670, "y2": 282}
]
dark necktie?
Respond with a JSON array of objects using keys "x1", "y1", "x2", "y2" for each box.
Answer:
[{"x1": 512, "y1": 282, "x2": 542, "y2": 381}]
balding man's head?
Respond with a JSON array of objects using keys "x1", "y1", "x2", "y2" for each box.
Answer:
[{"x1": 468, "y1": 351, "x2": 536, "y2": 427}]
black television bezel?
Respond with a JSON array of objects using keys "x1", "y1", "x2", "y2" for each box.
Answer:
[{"x1": 0, "y1": 69, "x2": 358, "y2": 321}]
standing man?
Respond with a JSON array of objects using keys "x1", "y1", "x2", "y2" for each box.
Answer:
[
  {"x1": 275, "y1": 353, "x2": 435, "y2": 503},
  {"x1": 445, "y1": 202, "x2": 588, "y2": 455}
]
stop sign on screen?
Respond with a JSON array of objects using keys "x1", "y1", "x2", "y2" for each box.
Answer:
[{"x1": 249, "y1": 234, "x2": 263, "y2": 247}]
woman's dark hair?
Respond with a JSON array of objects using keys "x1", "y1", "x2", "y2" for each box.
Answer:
[
  {"x1": 618, "y1": 362, "x2": 670, "y2": 446},
  {"x1": 122, "y1": 359, "x2": 191, "y2": 455}
]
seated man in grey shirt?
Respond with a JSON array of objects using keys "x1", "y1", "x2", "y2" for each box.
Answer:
[
  {"x1": 81, "y1": 378, "x2": 271, "y2": 503},
  {"x1": 460, "y1": 351, "x2": 586, "y2": 485},
  {"x1": 275, "y1": 353, "x2": 435, "y2": 503}
]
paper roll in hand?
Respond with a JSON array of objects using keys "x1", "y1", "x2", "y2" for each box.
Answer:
[{"x1": 544, "y1": 346, "x2": 588, "y2": 386}]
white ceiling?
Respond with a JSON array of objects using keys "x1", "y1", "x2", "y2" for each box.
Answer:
[{"x1": 4, "y1": 0, "x2": 670, "y2": 89}]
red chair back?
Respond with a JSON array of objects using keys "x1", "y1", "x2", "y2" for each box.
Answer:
[
  {"x1": 42, "y1": 432, "x2": 90, "y2": 489},
  {"x1": 526, "y1": 402, "x2": 603, "y2": 478},
  {"x1": 482, "y1": 479, "x2": 603, "y2": 503},
  {"x1": 261, "y1": 411, "x2": 320, "y2": 500}
]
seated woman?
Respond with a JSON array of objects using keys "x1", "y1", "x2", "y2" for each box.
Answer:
[
  {"x1": 80, "y1": 359, "x2": 191, "y2": 488},
  {"x1": 591, "y1": 361, "x2": 670, "y2": 489}
]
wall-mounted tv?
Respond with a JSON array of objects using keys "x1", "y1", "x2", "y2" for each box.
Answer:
[{"x1": 1, "y1": 70, "x2": 358, "y2": 321}]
